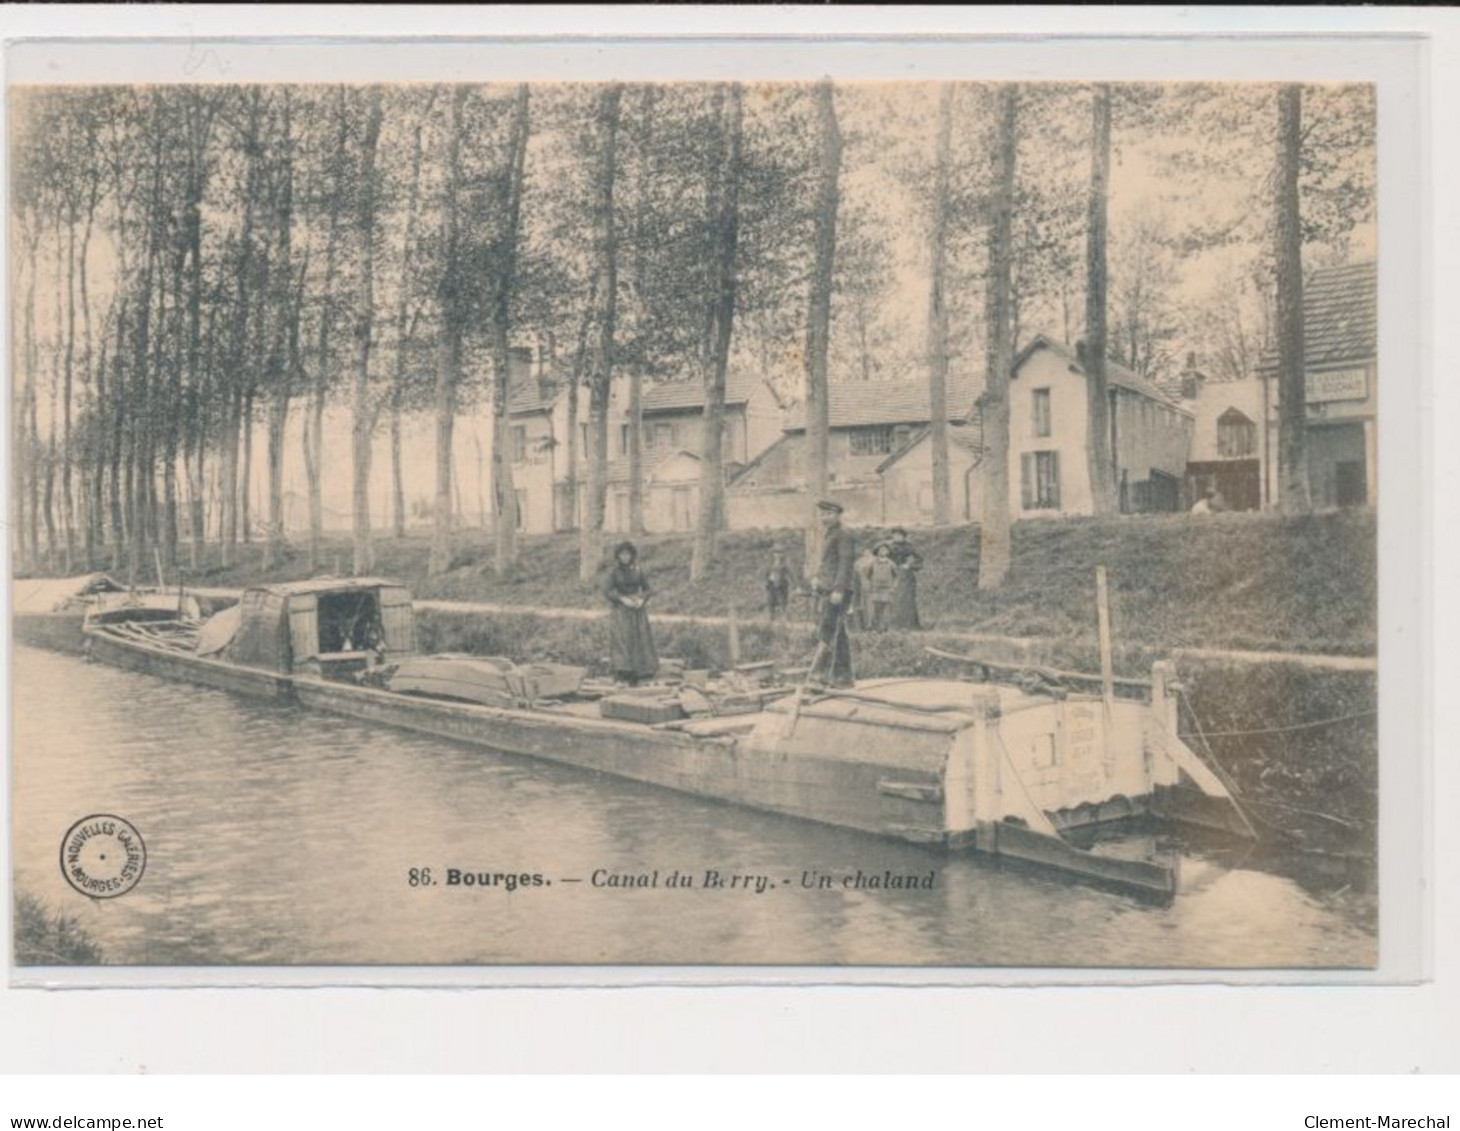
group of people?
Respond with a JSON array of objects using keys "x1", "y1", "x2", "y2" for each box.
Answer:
[
  {"x1": 763, "y1": 522, "x2": 922, "y2": 632},
  {"x1": 602, "y1": 502, "x2": 924, "y2": 692}
]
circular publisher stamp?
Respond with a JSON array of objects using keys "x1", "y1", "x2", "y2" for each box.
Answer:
[{"x1": 59, "y1": 814, "x2": 147, "y2": 899}]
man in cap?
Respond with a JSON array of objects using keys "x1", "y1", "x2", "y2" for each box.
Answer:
[{"x1": 807, "y1": 499, "x2": 856, "y2": 689}]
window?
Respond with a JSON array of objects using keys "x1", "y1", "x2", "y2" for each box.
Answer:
[
  {"x1": 647, "y1": 421, "x2": 677, "y2": 451},
  {"x1": 580, "y1": 423, "x2": 591, "y2": 454},
  {"x1": 893, "y1": 424, "x2": 912, "y2": 450},
  {"x1": 1020, "y1": 450, "x2": 1061, "y2": 510},
  {"x1": 848, "y1": 425, "x2": 895, "y2": 456},
  {"x1": 620, "y1": 424, "x2": 631, "y2": 457},
  {"x1": 511, "y1": 425, "x2": 528, "y2": 464},
  {"x1": 1032, "y1": 388, "x2": 1052, "y2": 438},
  {"x1": 514, "y1": 489, "x2": 527, "y2": 530},
  {"x1": 1216, "y1": 408, "x2": 1256, "y2": 458}
]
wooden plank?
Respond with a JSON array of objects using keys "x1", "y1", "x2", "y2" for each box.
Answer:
[
  {"x1": 876, "y1": 780, "x2": 944, "y2": 804},
  {"x1": 923, "y1": 646, "x2": 1152, "y2": 691}
]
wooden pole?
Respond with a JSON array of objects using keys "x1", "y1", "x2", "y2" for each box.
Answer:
[
  {"x1": 1095, "y1": 566, "x2": 1114, "y2": 711},
  {"x1": 727, "y1": 603, "x2": 741, "y2": 666}
]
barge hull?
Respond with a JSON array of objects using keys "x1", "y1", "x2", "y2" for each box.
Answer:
[{"x1": 291, "y1": 676, "x2": 948, "y2": 846}]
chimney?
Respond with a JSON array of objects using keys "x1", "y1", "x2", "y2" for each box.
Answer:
[{"x1": 1179, "y1": 352, "x2": 1203, "y2": 402}]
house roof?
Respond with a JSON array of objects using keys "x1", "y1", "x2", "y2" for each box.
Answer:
[
  {"x1": 601, "y1": 446, "x2": 691, "y2": 485},
  {"x1": 726, "y1": 433, "x2": 800, "y2": 488},
  {"x1": 1015, "y1": 334, "x2": 1188, "y2": 413},
  {"x1": 640, "y1": 371, "x2": 782, "y2": 414},
  {"x1": 1257, "y1": 260, "x2": 1376, "y2": 373},
  {"x1": 782, "y1": 373, "x2": 981, "y2": 432},
  {"x1": 875, "y1": 421, "x2": 985, "y2": 474}
]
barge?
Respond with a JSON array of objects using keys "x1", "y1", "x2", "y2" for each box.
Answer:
[{"x1": 73, "y1": 577, "x2": 1255, "y2": 900}]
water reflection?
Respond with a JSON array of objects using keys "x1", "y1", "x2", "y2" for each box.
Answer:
[{"x1": 11, "y1": 646, "x2": 1376, "y2": 968}]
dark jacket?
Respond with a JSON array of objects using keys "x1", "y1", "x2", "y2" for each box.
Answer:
[{"x1": 814, "y1": 525, "x2": 856, "y2": 594}]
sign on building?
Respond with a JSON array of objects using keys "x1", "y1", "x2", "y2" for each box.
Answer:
[{"x1": 1306, "y1": 367, "x2": 1369, "y2": 403}]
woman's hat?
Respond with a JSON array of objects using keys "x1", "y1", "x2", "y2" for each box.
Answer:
[
  {"x1": 613, "y1": 540, "x2": 637, "y2": 560},
  {"x1": 815, "y1": 499, "x2": 844, "y2": 514}
]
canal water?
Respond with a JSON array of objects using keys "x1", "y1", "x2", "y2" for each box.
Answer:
[{"x1": 11, "y1": 645, "x2": 1377, "y2": 969}]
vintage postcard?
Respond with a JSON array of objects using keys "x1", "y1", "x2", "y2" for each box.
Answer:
[{"x1": 7, "y1": 54, "x2": 1398, "y2": 975}]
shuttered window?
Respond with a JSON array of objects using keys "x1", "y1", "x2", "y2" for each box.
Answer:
[
  {"x1": 1021, "y1": 451, "x2": 1061, "y2": 510},
  {"x1": 1032, "y1": 388, "x2": 1052, "y2": 438}
]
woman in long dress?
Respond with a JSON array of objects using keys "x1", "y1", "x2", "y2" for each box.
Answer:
[
  {"x1": 887, "y1": 527, "x2": 923, "y2": 630},
  {"x1": 604, "y1": 540, "x2": 658, "y2": 685}
]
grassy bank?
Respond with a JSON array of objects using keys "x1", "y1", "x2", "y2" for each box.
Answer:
[
  {"x1": 13, "y1": 892, "x2": 103, "y2": 965},
  {"x1": 170, "y1": 509, "x2": 1375, "y2": 657}
]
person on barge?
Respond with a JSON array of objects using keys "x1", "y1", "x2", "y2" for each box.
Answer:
[{"x1": 604, "y1": 540, "x2": 658, "y2": 686}]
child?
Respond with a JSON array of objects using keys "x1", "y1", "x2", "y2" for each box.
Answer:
[
  {"x1": 765, "y1": 544, "x2": 792, "y2": 620},
  {"x1": 868, "y1": 543, "x2": 898, "y2": 632}
]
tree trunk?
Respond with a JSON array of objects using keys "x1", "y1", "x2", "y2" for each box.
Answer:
[
  {"x1": 797, "y1": 81, "x2": 839, "y2": 576},
  {"x1": 265, "y1": 93, "x2": 298, "y2": 573},
  {"x1": 979, "y1": 85, "x2": 1019, "y2": 591},
  {"x1": 391, "y1": 96, "x2": 430, "y2": 542},
  {"x1": 108, "y1": 304, "x2": 125, "y2": 571},
  {"x1": 627, "y1": 85, "x2": 656, "y2": 538},
  {"x1": 306, "y1": 88, "x2": 349, "y2": 572},
  {"x1": 1275, "y1": 84, "x2": 1309, "y2": 515},
  {"x1": 491, "y1": 84, "x2": 531, "y2": 578},
  {"x1": 562, "y1": 275, "x2": 596, "y2": 534},
  {"x1": 926, "y1": 84, "x2": 953, "y2": 528},
  {"x1": 473, "y1": 430, "x2": 487, "y2": 529},
  {"x1": 17, "y1": 224, "x2": 40, "y2": 571},
  {"x1": 579, "y1": 85, "x2": 623, "y2": 584},
  {"x1": 1085, "y1": 83, "x2": 1117, "y2": 517},
  {"x1": 221, "y1": 91, "x2": 263, "y2": 570},
  {"x1": 390, "y1": 390, "x2": 406, "y2": 538},
  {"x1": 62, "y1": 208, "x2": 78, "y2": 572},
  {"x1": 351, "y1": 88, "x2": 384, "y2": 577},
  {"x1": 240, "y1": 385, "x2": 254, "y2": 544},
  {"x1": 429, "y1": 87, "x2": 468, "y2": 577}
]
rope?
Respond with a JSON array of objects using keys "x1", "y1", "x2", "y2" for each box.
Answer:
[{"x1": 1178, "y1": 707, "x2": 1376, "y2": 740}]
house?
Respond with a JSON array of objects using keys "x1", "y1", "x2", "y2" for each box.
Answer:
[
  {"x1": 502, "y1": 357, "x2": 787, "y2": 535},
  {"x1": 727, "y1": 374, "x2": 981, "y2": 528},
  {"x1": 1254, "y1": 260, "x2": 1377, "y2": 509},
  {"x1": 868, "y1": 337, "x2": 1193, "y2": 524},
  {"x1": 501, "y1": 343, "x2": 574, "y2": 535},
  {"x1": 1004, "y1": 335, "x2": 1193, "y2": 518},
  {"x1": 1179, "y1": 355, "x2": 1266, "y2": 512},
  {"x1": 584, "y1": 371, "x2": 787, "y2": 534},
  {"x1": 876, "y1": 423, "x2": 985, "y2": 524}
]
